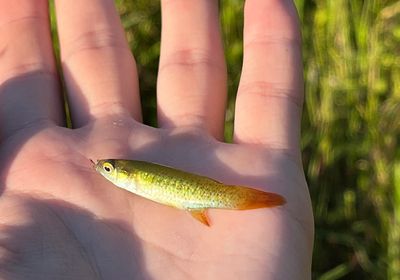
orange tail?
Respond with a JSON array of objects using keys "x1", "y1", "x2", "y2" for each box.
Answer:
[{"x1": 231, "y1": 186, "x2": 286, "y2": 210}]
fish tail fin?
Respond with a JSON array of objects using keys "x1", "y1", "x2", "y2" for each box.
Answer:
[{"x1": 229, "y1": 186, "x2": 286, "y2": 210}]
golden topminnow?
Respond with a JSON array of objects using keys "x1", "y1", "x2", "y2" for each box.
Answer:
[{"x1": 93, "y1": 159, "x2": 285, "y2": 226}]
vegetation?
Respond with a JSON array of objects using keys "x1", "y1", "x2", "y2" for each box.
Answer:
[
  {"x1": 298, "y1": 1, "x2": 400, "y2": 278},
  {"x1": 51, "y1": 0, "x2": 400, "y2": 278}
]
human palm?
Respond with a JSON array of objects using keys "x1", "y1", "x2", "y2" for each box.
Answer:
[{"x1": 0, "y1": 0, "x2": 313, "y2": 279}]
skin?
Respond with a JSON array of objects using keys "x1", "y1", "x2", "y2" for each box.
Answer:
[{"x1": 0, "y1": 0, "x2": 313, "y2": 279}]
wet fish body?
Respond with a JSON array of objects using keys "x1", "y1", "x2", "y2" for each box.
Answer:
[{"x1": 94, "y1": 159, "x2": 285, "y2": 226}]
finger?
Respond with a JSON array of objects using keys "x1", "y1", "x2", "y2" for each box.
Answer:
[
  {"x1": 0, "y1": 0, "x2": 63, "y2": 139},
  {"x1": 157, "y1": 0, "x2": 227, "y2": 139},
  {"x1": 55, "y1": 0, "x2": 141, "y2": 127},
  {"x1": 234, "y1": 0, "x2": 303, "y2": 152}
]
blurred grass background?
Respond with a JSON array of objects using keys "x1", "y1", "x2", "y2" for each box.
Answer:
[{"x1": 52, "y1": 0, "x2": 400, "y2": 279}]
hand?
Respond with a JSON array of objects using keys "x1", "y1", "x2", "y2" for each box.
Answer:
[{"x1": 0, "y1": 0, "x2": 313, "y2": 279}]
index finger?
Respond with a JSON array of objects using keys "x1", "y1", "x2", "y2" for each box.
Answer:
[{"x1": 0, "y1": 0, "x2": 63, "y2": 139}]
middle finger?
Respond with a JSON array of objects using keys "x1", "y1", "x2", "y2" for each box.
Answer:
[{"x1": 55, "y1": 0, "x2": 141, "y2": 127}]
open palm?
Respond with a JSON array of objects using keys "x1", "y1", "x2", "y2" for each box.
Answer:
[{"x1": 0, "y1": 0, "x2": 313, "y2": 279}]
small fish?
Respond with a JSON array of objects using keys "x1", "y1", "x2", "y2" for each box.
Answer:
[{"x1": 93, "y1": 159, "x2": 285, "y2": 226}]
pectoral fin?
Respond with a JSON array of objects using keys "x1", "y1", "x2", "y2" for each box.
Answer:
[{"x1": 189, "y1": 209, "x2": 210, "y2": 226}]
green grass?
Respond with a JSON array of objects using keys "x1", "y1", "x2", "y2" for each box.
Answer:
[
  {"x1": 51, "y1": 0, "x2": 400, "y2": 278},
  {"x1": 298, "y1": 0, "x2": 400, "y2": 278}
]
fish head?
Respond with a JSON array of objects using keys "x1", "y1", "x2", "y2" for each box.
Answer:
[
  {"x1": 94, "y1": 159, "x2": 119, "y2": 183},
  {"x1": 94, "y1": 159, "x2": 136, "y2": 192}
]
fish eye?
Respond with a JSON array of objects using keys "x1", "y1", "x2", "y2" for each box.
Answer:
[{"x1": 103, "y1": 162, "x2": 114, "y2": 173}]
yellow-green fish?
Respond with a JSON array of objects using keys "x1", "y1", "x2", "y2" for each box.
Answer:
[{"x1": 93, "y1": 159, "x2": 285, "y2": 226}]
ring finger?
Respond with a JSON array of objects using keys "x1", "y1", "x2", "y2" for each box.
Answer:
[{"x1": 157, "y1": 0, "x2": 227, "y2": 139}]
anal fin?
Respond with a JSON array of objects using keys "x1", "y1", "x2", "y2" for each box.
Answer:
[{"x1": 189, "y1": 209, "x2": 210, "y2": 226}]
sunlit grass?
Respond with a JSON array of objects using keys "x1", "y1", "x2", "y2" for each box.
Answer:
[{"x1": 298, "y1": 0, "x2": 400, "y2": 278}]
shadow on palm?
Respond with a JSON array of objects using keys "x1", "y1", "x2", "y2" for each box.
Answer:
[{"x1": 0, "y1": 195, "x2": 149, "y2": 279}]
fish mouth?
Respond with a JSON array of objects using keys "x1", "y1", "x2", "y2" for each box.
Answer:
[{"x1": 89, "y1": 159, "x2": 97, "y2": 169}]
